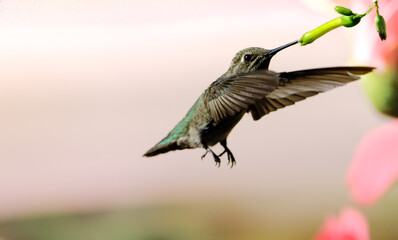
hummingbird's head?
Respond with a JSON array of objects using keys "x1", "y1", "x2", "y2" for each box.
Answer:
[{"x1": 228, "y1": 41, "x2": 298, "y2": 74}]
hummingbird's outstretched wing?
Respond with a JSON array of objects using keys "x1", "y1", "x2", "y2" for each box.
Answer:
[
  {"x1": 249, "y1": 66, "x2": 374, "y2": 120},
  {"x1": 205, "y1": 66, "x2": 374, "y2": 123},
  {"x1": 204, "y1": 70, "x2": 280, "y2": 123}
]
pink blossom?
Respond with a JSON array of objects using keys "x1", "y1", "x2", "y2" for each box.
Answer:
[
  {"x1": 347, "y1": 120, "x2": 398, "y2": 205},
  {"x1": 347, "y1": 0, "x2": 398, "y2": 205},
  {"x1": 314, "y1": 207, "x2": 371, "y2": 240}
]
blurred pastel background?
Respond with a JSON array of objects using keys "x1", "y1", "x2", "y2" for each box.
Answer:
[{"x1": 0, "y1": 0, "x2": 397, "y2": 239}]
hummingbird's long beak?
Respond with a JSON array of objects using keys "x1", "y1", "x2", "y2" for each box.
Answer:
[{"x1": 265, "y1": 40, "x2": 298, "y2": 57}]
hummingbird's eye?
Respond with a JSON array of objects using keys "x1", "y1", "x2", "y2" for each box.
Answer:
[{"x1": 243, "y1": 54, "x2": 253, "y2": 62}]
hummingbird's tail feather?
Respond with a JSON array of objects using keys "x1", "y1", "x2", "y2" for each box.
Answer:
[
  {"x1": 143, "y1": 138, "x2": 183, "y2": 157},
  {"x1": 249, "y1": 66, "x2": 375, "y2": 120},
  {"x1": 144, "y1": 97, "x2": 203, "y2": 157}
]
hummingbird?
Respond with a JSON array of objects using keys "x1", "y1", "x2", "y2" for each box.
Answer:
[{"x1": 144, "y1": 40, "x2": 374, "y2": 167}]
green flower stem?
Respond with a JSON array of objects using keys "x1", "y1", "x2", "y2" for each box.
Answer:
[
  {"x1": 358, "y1": 5, "x2": 376, "y2": 18},
  {"x1": 374, "y1": 0, "x2": 380, "y2": 16}
]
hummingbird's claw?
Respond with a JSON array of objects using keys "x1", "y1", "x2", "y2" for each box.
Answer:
[
  {"x1": 218, "y1": 150, "x2": 226, "y2": 157},
  {"x1": 228, "y1": 153, "x2": 236, "y2": 168},
  {"x1": 202, "y1": 145, "x2": 221, "y2": 167},
  {"x1": 210, "y1": 150, "x2": 221, "y2": 167},
  {"x1": 202, "y1": 142, "x2": 234, "y2": 168},
  {"x1": 218, "y1": 150, "x2": 230, "y2": 164},
  {"x1": 201, "y1": 149, "x2": 210, "y2": 160},
  {"x1": 224, "y1": 150, "x2": 235, "y2": 168},
  {"x1": 214, "y1": 158, "x2": 221, "y2": 168},
  {"x1": 219, "y1": 139, "x2": 236, "y2": 168},
  {"x1": 218, "y1": 150, "x2": 236, "y2": 168}
]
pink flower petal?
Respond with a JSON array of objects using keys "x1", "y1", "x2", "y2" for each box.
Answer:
[
  {"x1": 314, "y1": 207, "x2": 370, "y2": 240},
  {"x1": 348, "y1": 120, "x2": 398, "y2": 205}
]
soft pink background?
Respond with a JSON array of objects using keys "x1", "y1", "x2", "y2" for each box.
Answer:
[
  {"x1": 0, "y1": 0, "x2": 388, "y2": 219},
  {"x1": 314, "y1": 207, "x2": 370, "y2": 240}
]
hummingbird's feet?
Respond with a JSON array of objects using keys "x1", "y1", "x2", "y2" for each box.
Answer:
[
  {"x1": 220, "y1": 139, "x2": 236, "y2": 168},
  {"x1": 201, "y1": 145, "x2": 221, "y2": 167},
  {"x1": 218, "y1": 149, "x2": 236, "y2": 167}
]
